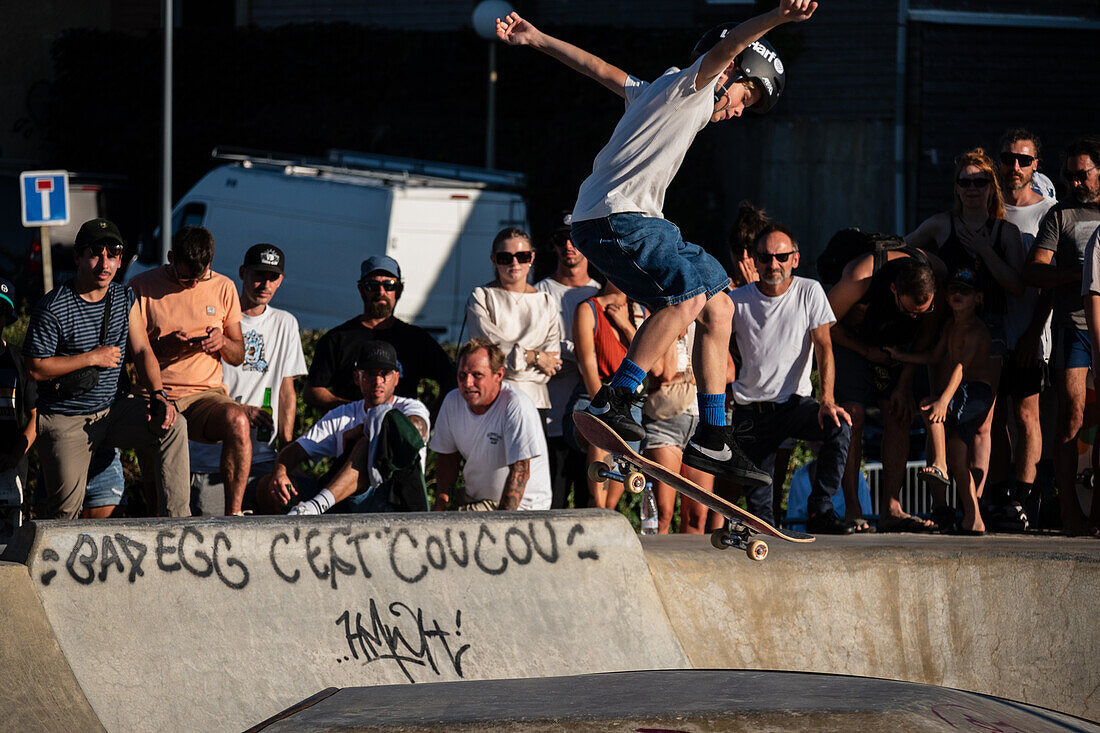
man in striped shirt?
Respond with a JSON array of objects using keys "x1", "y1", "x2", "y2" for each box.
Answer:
[{"x1": 24, "y1": 218, "x2": 189, "y2": 518}]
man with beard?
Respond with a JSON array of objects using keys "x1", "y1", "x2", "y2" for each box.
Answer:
[
  {"x1": 990, "y1": 129, "x2": 1057, "y2": 528},
  {"x1": 535, "y1": 214, "x2": 599, "y2": 508},
  {"x1": 305, "y1": 255, "x2": 456, "y2": 415},
  {"x1": 1025, "y1": 135, "x2": 1100, "y2": 535}
]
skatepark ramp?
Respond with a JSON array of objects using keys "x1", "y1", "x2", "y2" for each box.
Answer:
[
  {"x1": 2, "y1": 513, "x2": 1098, "y2": 731},
  {"x1": 1, "y1": 511, "x2": 686, "y2": 732}
]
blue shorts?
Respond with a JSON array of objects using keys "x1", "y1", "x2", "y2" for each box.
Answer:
[
  {"x1": 1053, "y1": 326, "x2": 1092, "y2": 370},
  {"x1": 571, "y1": 214, "x2": 731, "y2": 310},
  {"x1": 948, "y1": 381, "x2": 995, "y2": 446},
  {"x1": 84, "y1": 448, "x2": 125, "y2": 509}
]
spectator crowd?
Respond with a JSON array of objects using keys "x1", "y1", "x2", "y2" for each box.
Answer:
[{"x1": 2, "y1": 129, "x2": 1099, "y2": 540}]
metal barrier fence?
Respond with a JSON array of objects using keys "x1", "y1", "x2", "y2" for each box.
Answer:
[{"x1": 862, "y1": 460, "x2": 956, "y2": 517}]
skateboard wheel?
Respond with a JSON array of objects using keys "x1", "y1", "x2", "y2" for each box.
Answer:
[
  {"x1": 625, "y1": 471, "x2": 646, "y2": 494},
  {"x1": 710, "y1": 529, "x2": 730, "y2": 550},
  {"x1": 746, "y1": 539, "x2": 768, "y2": 562},
  {"x1": 587, "y1": 461, "x2": 610, "y2": 484}
]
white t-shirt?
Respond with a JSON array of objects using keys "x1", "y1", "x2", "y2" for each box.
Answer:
[
  {"x1": 1080, "y1": 225, "x2": 1100, "y2": 297},
  {"x1": 1004, "y1": 197, "x2": 1057, "y2": 358},
  {"x1": 297, "y1": 396, "x2": 430, "y2": 488},
  {"x1": 190, "y1": 305, "x2": 308, "y2": 473},
  {"x1": 536, "y1": 276, "x2": 599, "y2": 436},
  {"x1": 466, "y1": 286, "x2": 562, "y2": 409},
  {"x1": 729, "y1": 277, "x2": 836, "y2": 404},
  {"x1": 572, "y1": 55, "x2": 718, "y2": 223},
  {"x1": 429, "y1": 383, "x2": 551, "y2": 510}
]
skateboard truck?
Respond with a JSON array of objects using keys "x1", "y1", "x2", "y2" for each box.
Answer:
[
  {"x1": 711, "y1": 522, "x2": 769, "y2": 562},
  {"x1": 588, "y1": 458, "x2": 650, "y2": 495}
]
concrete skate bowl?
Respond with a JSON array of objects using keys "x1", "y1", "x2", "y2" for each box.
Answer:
[{"x1": 1, "y1": 512, "x2": 1097, "y2": 731}]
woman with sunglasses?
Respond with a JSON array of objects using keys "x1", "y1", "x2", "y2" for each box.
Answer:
[
  {"x1": 467, "y1": 227, "x2": 562, "y2": 414},
  {"x1": 906, "y1": 147, "x2": 1025, "y2": 530}
]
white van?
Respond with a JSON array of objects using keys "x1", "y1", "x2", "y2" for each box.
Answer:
[{"x1": 131, "y1": 148, "x2": 527, "y2": 340}]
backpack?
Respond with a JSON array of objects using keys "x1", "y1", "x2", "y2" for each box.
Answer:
[{"x1": 816, "y1": 228, "x2": 910, "y2": 288}]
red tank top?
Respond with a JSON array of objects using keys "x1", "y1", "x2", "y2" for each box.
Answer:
[{"x1": 586, "y1": 297, "x2": 632, "y2": 380}]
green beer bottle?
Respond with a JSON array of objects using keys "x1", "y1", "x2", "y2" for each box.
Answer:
[{"x1": 256, "y1": 387, "x2": 273, "y2": 443}]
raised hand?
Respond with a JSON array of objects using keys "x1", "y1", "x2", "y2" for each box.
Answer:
[
  {"x1": 778, "y1": 0, "x2": 818, "y2": 22},
  {"x1": 496, "y1": 12, "x2": 539, "y2": 45}
]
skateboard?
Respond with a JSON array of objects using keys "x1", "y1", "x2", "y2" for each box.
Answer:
[{"x1": 574, "y1": 411, "x2": 814, "y2": 561}]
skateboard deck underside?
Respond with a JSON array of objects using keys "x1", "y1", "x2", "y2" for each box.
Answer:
[{"x1": 574, "y1": 411, "x2": 813, "y2": 543}]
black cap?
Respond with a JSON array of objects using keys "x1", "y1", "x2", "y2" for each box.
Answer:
[
  {"x1": 0, "y1": 276, "x2": 15, "y2": 318},
  {"x1": 948, "y1": 266, "x2": 981, "y2": 290},
  {"x1": 243, "y1": 243, "x2": 285, "y2": 274},
  {"x1": 354, "y1": 341, "x2": 400, "y2": 372},
  {"x1": 75, "y1": 218, "x2": 124, "y2": 251}
]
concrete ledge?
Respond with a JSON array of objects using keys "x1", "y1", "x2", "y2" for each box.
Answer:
[
  {"x1": 5, "y1": 511, "x2": 686, "y2": 732},
  {"x1": 255, "y1": 669, "x2": 1100, "y2": 732},
  {"x1": 642, "y1": 533, "x2": 1100, "y2": 720},
  {"x1": 0, "y1": 561, "x2": 103, "y2": 733}
]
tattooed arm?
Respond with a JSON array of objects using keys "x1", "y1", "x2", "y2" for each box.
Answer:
[{"x1": 498, "y1": 458, "x2": 530, "y2": 511}]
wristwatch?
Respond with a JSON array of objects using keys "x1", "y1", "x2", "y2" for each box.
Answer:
[{"x1": 154, "y1": 389, "x2": 169, "y2": 401}]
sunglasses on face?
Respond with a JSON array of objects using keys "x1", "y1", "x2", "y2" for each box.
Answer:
[
  {"x1": 1065, "y1": 166, "x2": 1098, "y2": 184},
  {"x1": 753, "y1": 250, "x2": 795, "y2": 264},
  {"x1": 956, "y1": 177, "x2": 991, "y2": 189},
  {"x1": 84, "y1": 243, "x2": 125, "y2": 258},
  {"x1": 360, "y1": 279, "x2": 400, "y2": 292},
  {"x1": 1000, "y1": 152, "x2": 1036, "y2": 168},
  {"x1": 493, "y1": 251, "x2": 534, "y2": 265}
]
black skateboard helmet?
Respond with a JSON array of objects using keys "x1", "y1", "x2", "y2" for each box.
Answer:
[{"x1": 690, "y1": 25, "x2": 785, "y2": 114}]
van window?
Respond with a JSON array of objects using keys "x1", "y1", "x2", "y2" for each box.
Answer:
[{"x1": 174, "y1": 203, "x2": 207, "y2": 234}]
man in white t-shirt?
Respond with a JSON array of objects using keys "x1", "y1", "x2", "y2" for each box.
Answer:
[
  {"x1": 259, "y1": 341, "x2": 430, "y2": 515},
  {"x1": 189, "y1": 244, "x2": 308, "y2": 515},
  {"x1": 536, "y1": 213, "x2": 599, "y2": 508},
  {"x1": 728, "y1": 224, "x2": 854, "y2": 534},
  {"x1": 991, "y1": 129, "x2": 1058, "y2": 529},
  {"x1": 430, "y1": 338, "x2": 552, "y2": 511}
]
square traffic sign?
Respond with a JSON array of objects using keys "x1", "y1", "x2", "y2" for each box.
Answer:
[{"x1": 20, "y1": 170, "x2": 70, "y2": 227}]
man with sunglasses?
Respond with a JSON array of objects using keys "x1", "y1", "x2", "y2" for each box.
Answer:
[
  {"x1": 130, "y1": 225, "x2": 253, "y2": 515},
  {"x1": 188, "y1": 244, "x2": 308, "y2": 515},
  {"x1": 828, "y1": 234, "x2": 945, "y2": 533},
  {"x1": 728, "y1": 224, "x2": 854, "y2": 533},
  {"x1": 536, "y1": 215, "x2": 600, "y2": 509},
  {"x1": 24, "y1": 218, "x2": 189, "y2": 518},
  {"x1": 1025, "y1": 135, "x2": 1100, "y2": 536},
  {"x1": 305, "y1": 255, "x2": 455, "y2": 416},
  {"x1": 994, "y1": 129, "x2": 1057, "y2": 529}
]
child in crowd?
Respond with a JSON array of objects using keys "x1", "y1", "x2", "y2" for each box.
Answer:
[
  {"x1": 887, "y1": 268, "x2": 997, "y2": 534},
  {"x1": 495, "y1": 0, "x2": 817, "y2": 486}
]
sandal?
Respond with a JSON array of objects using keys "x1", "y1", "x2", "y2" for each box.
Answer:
[
  {"x1": 931, "y1": 505, "x2": 957, "y2": 534},
  {"x1": 917, "y1": 465, "x2": 950, "y2": 488},
  {"x1": 877, "y1": 514, "x2": 937, "y2": 533},
  {"x1": 847, "y1": 517, "x2": 876, "y2": 533}
]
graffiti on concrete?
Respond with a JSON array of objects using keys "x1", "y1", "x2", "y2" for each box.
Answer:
[{"x1": 336, "y1": 600, "x2": 470, "y2": 683}]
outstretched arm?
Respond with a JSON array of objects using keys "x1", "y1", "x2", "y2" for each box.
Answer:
[
  {"x1": 696, "y1": 0, "x2": 817, "y2": 87},
  {"x1": 496, "y1": 12, "x2": 629, "y2": 98}
]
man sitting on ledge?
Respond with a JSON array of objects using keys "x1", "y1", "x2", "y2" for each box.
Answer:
[
  {"x1": 257, "y1": 341, "x2": 430, "y2": 514},
  {"x1": 431, "y1": 338, "x2": 552, "y2": 511}
]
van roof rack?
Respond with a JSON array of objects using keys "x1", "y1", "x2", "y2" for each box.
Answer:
[{"x1": 211, "y1": 146, "x2": 526, "y2": 191}]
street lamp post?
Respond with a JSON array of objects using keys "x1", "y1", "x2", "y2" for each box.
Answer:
[{"x1": 471, "y1": 1, "x2": 514, "y2": 170}]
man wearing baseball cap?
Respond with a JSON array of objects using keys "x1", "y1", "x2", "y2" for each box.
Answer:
[
  {"x1": 260, "y1": 340, "x2": 430, "y2": 515},
  {"x1": 0, "y1": 276, "x2": 38, "y2": 541},
  {"x1": 305, "y1": 254, "x2": 455, "y2": 416},
  {"x1": 23, "y1": 218, "x2": 188, "y2": 518},
  {"x1": 189, "y1": 243, "x2": 308, "y2": 514}
]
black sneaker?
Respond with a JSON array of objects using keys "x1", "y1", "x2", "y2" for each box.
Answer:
[
  {"x1": 682, "y1": 422, "x2": 770, "y2": 487},
  {"x1": 807, "y1": 511, "x2": 857, "y2": 535},
  {"x1": 586, "y1": 385, "x2": 645, "y2": 442}
]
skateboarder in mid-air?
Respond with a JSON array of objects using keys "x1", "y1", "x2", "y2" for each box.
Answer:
[{"x1": 496, "y1": 0, "x2": 817, "y2": 487}]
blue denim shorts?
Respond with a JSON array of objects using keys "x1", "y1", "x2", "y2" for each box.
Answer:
[
  {"x1": 84, "y1": 448, "x2": 125, "y2": 509},
  {"x1": 571, "y1": 214, "x2": 731, "y2": 310},
  {"x1": 1053, "y1": 326, "x2": 1092, "y2": 370}
]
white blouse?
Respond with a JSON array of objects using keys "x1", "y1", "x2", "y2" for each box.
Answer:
[{"x1": 466, "y1": 285, "x2": 562, "y2": 409}]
